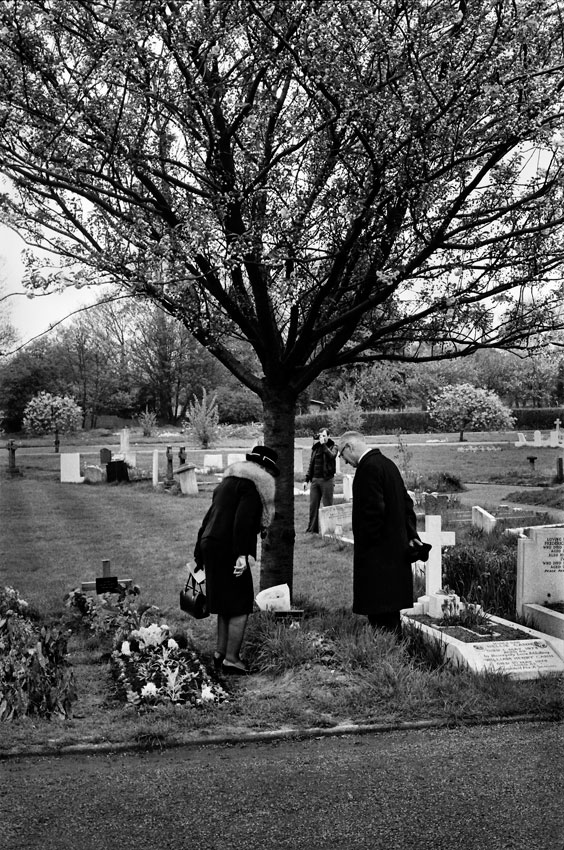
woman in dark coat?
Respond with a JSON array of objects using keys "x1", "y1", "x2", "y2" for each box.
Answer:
[
  {"x1": 337, "y1": 431, "x2": 424, "y2": 637},
  {"x1": 194, "y1": 445, "x2": 279, "y2": 673}
]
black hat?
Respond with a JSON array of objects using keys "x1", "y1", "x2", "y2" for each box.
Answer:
[{"x1": 246, "y1": 445, "x2": 280, "y2": 477}]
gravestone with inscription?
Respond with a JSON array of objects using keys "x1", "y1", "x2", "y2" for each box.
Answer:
[
  {"x1": 318, "y1": 502, "x2": 353, "y2": 540},
  {"x1": 517, "y1": 525, "x2": 564, "y2": 640}
]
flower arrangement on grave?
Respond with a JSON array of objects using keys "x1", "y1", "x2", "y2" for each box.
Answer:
[
  {"x1": 0, "y1": 586, "x2": 77, "y2": 721},
  {"x1": 111, "y1": 622, "x2": 228, "y2": 707}
]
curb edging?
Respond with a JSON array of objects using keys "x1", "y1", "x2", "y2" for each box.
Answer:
[{"x1": 0, "y1": 712, "x2": 559, "y2": 761}]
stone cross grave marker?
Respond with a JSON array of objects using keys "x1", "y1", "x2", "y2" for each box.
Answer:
[
  {"x1": 418, "y1": 514, "x2": 456, "y2": 596},
  {"x1": 517, "y1": 525, "x2": 564, "y2": 615},
  {"x1": 81, "y1": 559, "x2": 133, "y2": 594}
]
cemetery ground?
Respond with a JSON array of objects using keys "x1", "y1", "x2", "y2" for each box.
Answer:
[{"x1": 1, "y1": 428, "x2": 563, "y2": 757}]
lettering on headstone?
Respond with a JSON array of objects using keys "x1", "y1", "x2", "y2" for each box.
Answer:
[{"x1": 471, "y1": 639, "x2": 563, "y2": 676}]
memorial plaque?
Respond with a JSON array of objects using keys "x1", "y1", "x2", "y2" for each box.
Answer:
[
  {"x1": 95, "y1": 576, "x2": 121, "y2": 594},
  {"x1": 470, "y1": 639, "x2": 564, "y2": 677}
]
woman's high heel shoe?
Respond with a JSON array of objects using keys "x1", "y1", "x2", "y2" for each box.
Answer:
[
  {"x1": 222, "y1": 660, "x2": 250, "y2": 675},
  {"x1": 213, "y1": 652, "x2": 225, "y2": 671}
]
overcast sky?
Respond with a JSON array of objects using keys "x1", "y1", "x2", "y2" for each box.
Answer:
[{"x1": 1, "y1": 225, "x2": 100, "y2": 348}]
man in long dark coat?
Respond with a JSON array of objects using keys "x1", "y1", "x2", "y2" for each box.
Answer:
[{"x1": 337, "y1": 431, "x2": 424, "y2": 637}]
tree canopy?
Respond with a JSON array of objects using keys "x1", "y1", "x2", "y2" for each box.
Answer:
[{"x1": 1, "y1": 0, "x2": 564, "y2": 588}]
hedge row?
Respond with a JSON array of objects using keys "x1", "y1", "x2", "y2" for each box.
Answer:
[{"x1": 295, "y1": 407, "x2": 564, "y2": 436}]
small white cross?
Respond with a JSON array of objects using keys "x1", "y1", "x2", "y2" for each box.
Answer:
[{"x1": 418, "y1": 515, "x2": 456, "y2": 596}]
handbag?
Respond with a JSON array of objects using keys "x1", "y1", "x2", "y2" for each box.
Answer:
[{"x1": 179, "y1": 563, "x2": 209, "y2": 619}]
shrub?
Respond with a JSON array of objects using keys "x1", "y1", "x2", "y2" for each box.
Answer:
[
  {"x1": 442, "y1": 527, "x2": 518, "y2": 618},
  {"x1": 0, "y1": 587, "x2": 77, "y2": 720},
  {"x1": 512, "y1": 407, "x2": 564, "y2": 429},
  {"x1": 328, "y1": 387, "x2": 364, "y2": 433},
  {"x1": 185, "y1": 388, "x2": 219, "y2": 448},
  {"x1": 429, "y1": 384, "x2": 515, "y2": 441},
  {"x1": 215, "y1": 386, "x2": 263, "y2": 424},
  {"x1": 138, "y1": 410, "x2": 158, "y2": 436},
  {"x1": 23, "y1": 391, "x2": 83, "y2": 435}
]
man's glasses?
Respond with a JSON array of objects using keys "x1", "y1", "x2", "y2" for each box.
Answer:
[{"x1": 338, "y1": 443, "x2": 350, "y2": 459}]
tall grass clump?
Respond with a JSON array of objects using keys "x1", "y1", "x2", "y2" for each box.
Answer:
[{"x1": 442, "y1": 527, "x2": 518, "y2": 618}]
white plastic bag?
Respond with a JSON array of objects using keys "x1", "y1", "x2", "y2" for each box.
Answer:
[{"x1": 255, "y1": 583, "x2": 291, "y2": 612}]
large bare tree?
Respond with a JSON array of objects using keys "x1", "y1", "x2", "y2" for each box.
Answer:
[{"x1": 1, "y1": 0, "x2": 564, "y2": 590}]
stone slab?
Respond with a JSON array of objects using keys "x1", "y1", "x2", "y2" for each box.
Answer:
[{"x1": 402, "y1": 614, "x2": 564, "y2": 680}]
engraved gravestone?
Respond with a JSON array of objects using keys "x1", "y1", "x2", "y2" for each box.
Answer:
[
  {"x1": 318, "y1": 502, "x2": 353, "y2": 539},
  {"x1": 517, "y1": 525, "x2": 564, "y2": 614}
]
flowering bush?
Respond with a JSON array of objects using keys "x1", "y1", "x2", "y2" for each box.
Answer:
[
  {"x1": 428, "y1": 384, "x2": 515, "y2": 441},
  {"x1": 111, "y1": 623, "x2": 228, "y2": 707},
  {"x1": 0, "y1": 587, "x2": 76, "y2": 721},
  {"x1": 23, "y1": 391, "x2": 83, "y2": 435}
]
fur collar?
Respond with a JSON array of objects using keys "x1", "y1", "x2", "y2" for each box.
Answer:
[{"x1": 223, "y1": 461, "x2": 276, "y2": 527}]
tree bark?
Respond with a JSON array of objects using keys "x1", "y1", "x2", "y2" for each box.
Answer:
[{"x1": 260, "y1": 384, "x2": 297, "y2": 596}]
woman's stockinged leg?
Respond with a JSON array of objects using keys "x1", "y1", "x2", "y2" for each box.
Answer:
[
  {"x1": 224, "y1": 614, "x2": 249, "y2": 668},
  {"x1": 217, "y1": 615, "x2": 229, "y2": 657}
]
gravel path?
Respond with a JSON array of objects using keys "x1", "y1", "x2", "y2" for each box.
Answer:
[{"x1": 1, "y1": 720, "x2": 562, "y2": 850}]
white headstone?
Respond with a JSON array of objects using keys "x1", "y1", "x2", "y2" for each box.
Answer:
[
  {"x1": 60, "y1": 453, "x2": 84, "y2": 483},
  {"x1": 120, "y1": 429, "x2": 130, "y2": 452},
  {"x1": 175, "y1": 464, "x2": 198, "y2": 495},
  {"x1": 533, "y1": 430, "x2": 543, "y2": 446},
  {"x1": 318, "y1": 502, "x2": 353, "y2": 540},
  {"x1": 152, "y1": 450, "x2": 159, "y2": 487},
  {"x1": 342, "y1": 474, "x2": 353, "y2": 501},
  {"x1": 294, "y1": 448, "x2": 304, "y2": 474},
  {"x1": 517, "y1": 525, "x2": 564, "y2": 616},
  {"x1": 472, "y1": 505, "x2": 497, "y2": 533},
  {"x1": 203, "y1": 454, "x2": 223, "y2": 471},
  {"x1": 549, "y1": 430, "x2": 560, "y2": 447},
  {"x1": 227, "y1": 453, "x2": 246, "y2": 466}
]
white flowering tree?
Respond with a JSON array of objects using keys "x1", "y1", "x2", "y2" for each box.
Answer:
[
  {"x1": 23, "y1": 392, "x2": 82, "y2": 436},
  {"x1": 0, "y1": 1, "x2": 563, "y2": 590},
  {"x1": 428, "y1": 384, "x2": 516, "y2": 442}
]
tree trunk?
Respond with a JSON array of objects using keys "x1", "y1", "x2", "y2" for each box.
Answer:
[{"x1": 260, "y1": 384, "x2": 297, "y2": 596}]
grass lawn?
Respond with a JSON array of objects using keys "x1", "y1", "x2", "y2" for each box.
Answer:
[{"x1": 1, "y1": 433, "x2": 563, "y2": 753}]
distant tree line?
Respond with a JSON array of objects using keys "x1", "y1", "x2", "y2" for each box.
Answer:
[
  {"x1": 2, "y1": 297, "x2": 564, "y2": 434},
  {"x1": 0, "y1": 300, "x2": 262, "y2": 432}
]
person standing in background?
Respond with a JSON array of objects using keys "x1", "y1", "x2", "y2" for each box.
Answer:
[{"x1": 305, "y1": 427, "x2": 338, "y2": 533}]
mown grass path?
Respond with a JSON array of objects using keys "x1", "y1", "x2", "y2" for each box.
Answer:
[{"x1": 0, "y1": 478, "x2": 205, "y2": 617}]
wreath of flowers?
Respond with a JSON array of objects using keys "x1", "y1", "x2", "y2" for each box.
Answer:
[{"x1": 111, "y1": 622, "x2": 228, "y2": 707}]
